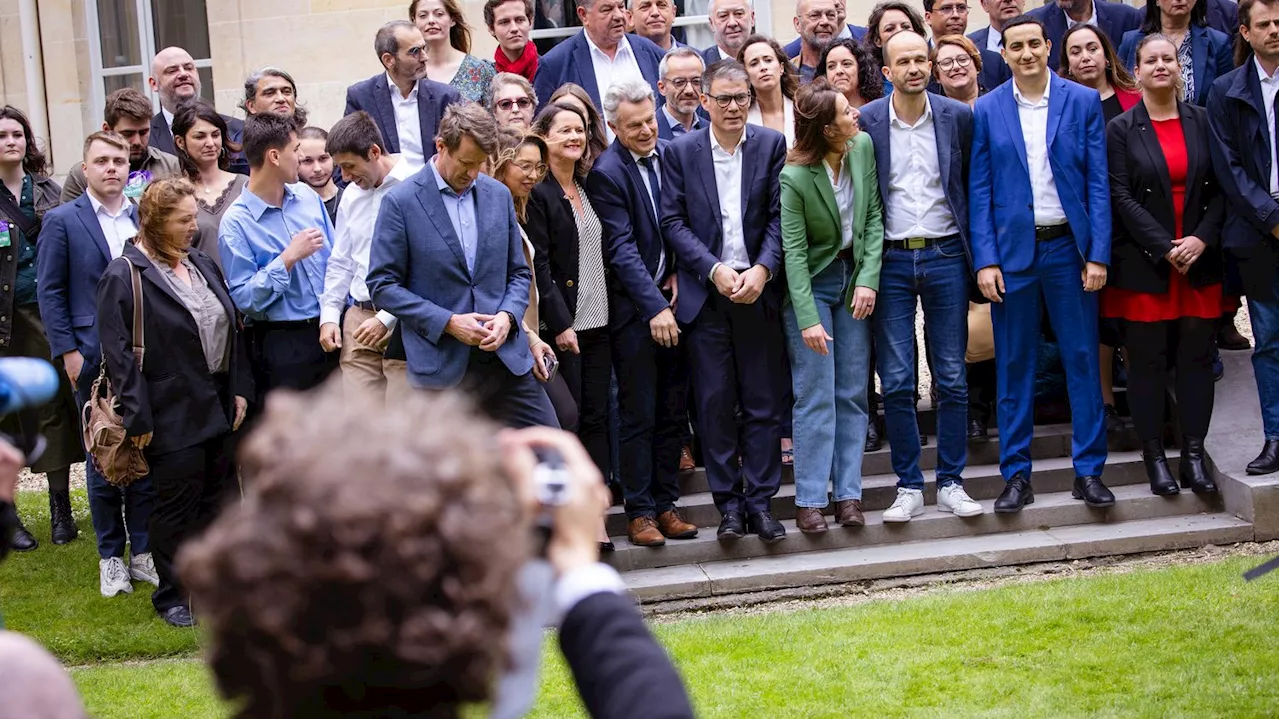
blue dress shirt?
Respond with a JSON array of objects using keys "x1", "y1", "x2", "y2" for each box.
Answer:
[
  {"x1": 218, "y1": 182, "x2": 333, "y2": 321},
  {"x1": 429, "y1": 159, "x2": 479, "y2": 273},
  {"x1": 662, "y1": 105, "x2": 703, "y2": 138}
]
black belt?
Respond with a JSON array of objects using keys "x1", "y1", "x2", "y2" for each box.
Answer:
[
  {"x1": 836, "y1": 247, "x2": 854, "y2": 261},
  {"x1": 254, "y1": 317, "x2": 321, "y2": 330},
  {"x1": 1035, "y1": 224, "x2": 1071, "y2": 242},
  {"x1": 883, "y1": 233, "x2": 959, "y2": 251},
  {"x1": 353, "y1": 300, "x2": 378, "y2": 312}
]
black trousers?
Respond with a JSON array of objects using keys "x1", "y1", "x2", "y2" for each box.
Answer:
[
  {"x1": 1124, "y1": 317, "x2": 1216, "y2": 442},
  {"x1": 557, "y1": 327, "x2": 612, "y2": 476},
  {"x1": 249, "y1": 320, "x2": 338, "y2": 399},
  {"x1": 967, "y1": 359, "x2": 997, "y2": 426},
  {"x1": 147, "y1": 431, "x2": 237, "y2": 613},
  {"x1": 458, "y1": 349, "x2": 560, "y2": 429}
]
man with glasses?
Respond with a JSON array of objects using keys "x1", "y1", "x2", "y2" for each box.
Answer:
[
  {"x1": 784, "y1": 0, "x2": 868, "y2": 61},
  {"x1": 792, "y1": 0, "x2": 844, "y2": 80},
  {"x1": 489, "y1": 73, "x2": 538, "y2": 128},
  {"x1": 661, "y1": 61, "x2": 789, "y2": 543},
  {"x1": 657, "y1": 47, "x2": 706, "y2": 139},
  {"x1": 926, "y1": 0, "x2": 1010, "y2": 91},
  {"x1": 344, "y1": 20, "x2": 461, "y2": 170},
  {"x1": 969, "y1": 0, "x2": 1024, "y2": 52}
]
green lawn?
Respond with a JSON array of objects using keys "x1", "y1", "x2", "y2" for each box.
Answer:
[{"x1": 4, "y1": 490, "x2": 1277, "y2": 718}]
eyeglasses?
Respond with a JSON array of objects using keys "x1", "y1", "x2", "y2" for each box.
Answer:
[
  {"x1": 513, "y1": 161, "x2": 548, "y2": 178},
  {"x1": 496, "y1": 97, "x2": 534, "y2": 111},
  {"x1": 405, "y1": 44, "x2": 427, "y2": 57},
  {"x1": 935, "y1": 55, "x2": 973, "y2": 71},
  {"x1": 664, "y1": 77, "x2": 702, "y2": 90},
  {"x1": 934, "y1": 3, "x2": 969, "y2": 14},
  {"x1": 709, "y1": 92, "x2": 752, "y2": 108}
]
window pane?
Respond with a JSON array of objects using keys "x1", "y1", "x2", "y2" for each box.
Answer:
[
  {"x1": 151, "y1": 0, "x2": 211, "y2": 59},
  {"x1": 97, "y1": 0, "x2": 142, "y2": 69},
  {"x1": 197, "y1": 66, "x2": 216, "y2": 103},
  {"x1": 104, "y1": 73, "x2": 147, "y2": 97}
]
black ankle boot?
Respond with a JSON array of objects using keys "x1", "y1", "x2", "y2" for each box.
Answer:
[
  {"x1": 1142, "y1": 439, "x2": 1179, "y2": 496},
  {"x1": 49, "y1": 490, "x2": 77, "y2": 545},
  {"x1": 1179, "y1": 436, "x2": 1217, "y2": 494}
]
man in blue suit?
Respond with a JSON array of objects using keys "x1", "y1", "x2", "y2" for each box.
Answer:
[
  {"x1": 926, "y1": 0, "x2": 1013, "y2": 96},
  {"x1": 783, "y1": 0, "x2": 868, "y2": 62},
  {"x1": 37, "y1": 132, "x2": 156, "y2": 597},
  {"x1": 657, "y1": 47, "x2": 708, "y2": 140},
  {"x1": 367, "y1": 103, "x2": 555, "y2": 428},
  {"x1": 532, "y1": 0, "x2": 665, "y2": 114},
  {"x1": 345, "y1": 21, "x2": 461, "y2": 170},
  {"x1": 661, "y1": 60, "x2": 788, "y2": 542},
  {"x1": 969, "y1": 0, "x2": 1024, "y2": 54},
  {"x1": 969, "y1": 15, "x2": 1114, "y2": 512},
  {"x1": 1028, "y1": 0, "x2": 1142, "y2": 69}
]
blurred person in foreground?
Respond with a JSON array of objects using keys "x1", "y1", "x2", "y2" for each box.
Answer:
[{"x1": 178, "y1": 383, "x2": 694, "y2": 719}]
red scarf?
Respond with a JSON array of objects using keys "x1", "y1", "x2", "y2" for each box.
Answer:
[{"x1": 495, "y1": 42, "x2": 539, "y2": 82}]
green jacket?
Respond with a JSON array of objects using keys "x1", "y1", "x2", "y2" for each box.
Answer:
[{"x1": 780, "y1": 132, "x2": 883, "y2": 330}]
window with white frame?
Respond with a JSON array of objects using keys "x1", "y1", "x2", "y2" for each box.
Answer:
[
  {"x1": 531, "y1": 0, "x2": 771, "y2": 55},
  {"x1": 87, "y1": 0, "x2": 214, "y2": 115}
]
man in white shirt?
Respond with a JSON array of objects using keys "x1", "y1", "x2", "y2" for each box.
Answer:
[
  {"x1": 319, "y1": 112, "x2": 412, "y2": 401},
  {"x1": 970, "y1": 0, "x2": 1024, "y2": 52},
  {"x1": 704, "y1": 0, "x2": 755, "y2": 64}
]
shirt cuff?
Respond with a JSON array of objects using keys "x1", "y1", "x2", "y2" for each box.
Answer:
[
  {"x1": 320, "y1": 306, "x2": 342, "y2": 327},
  {"x1": 375, "y1": 310, "x2": 397, "y2": 330},
  {"x1": 554, "y1": 562, "x2": 626, "y2": 620},
  {"x1": 709, "y1": 261, "x2": 723, "y2": 283}
]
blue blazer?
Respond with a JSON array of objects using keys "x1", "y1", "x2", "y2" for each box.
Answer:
[
  {"x1": 366, "y1": 173, "x2": 532, "y2": 389},
  {"x1": 1207, "y1": 63, "x2": 1279, "y2": 251},
  {"x1": 968, "y1": 74, "x2": 1112, "y2": 274},
  {"x1": 533, "y1": 32, "x2": 665, "y2": 112},
  {"x1": 659, "y1": 125, "x2": 786, "y2": 325},
  {"x1": 1117, "y1": 25, "x2": 1233, "y2": 106},
  {"x1": 36, "y1": 193, "x2": 138, "y2": 365},
  {"x1": 782, "y1": 24, "x2": 868, "y2": 58},
  {"x1": 343, "y1": 74, "x2": 461, "y2": 157},
  {"x1": 859, "y1": 93, "x2": 975, "y2": 266},
  {"x1": 1029, "y1": 1, "x2": 1143, "y2": 70},
  {"x1": 586, "y1": 138, "x2": 673, "y2": 329},
  {"x1": 1206, "y1": 0, "x2": 1240, "y2": 35}
]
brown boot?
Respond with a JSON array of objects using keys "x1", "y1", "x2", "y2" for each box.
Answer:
[
  {"x1": 628, "y1": 516, "x2": 666, "y2": 546},
  {"x1": 795, "y1": 507, "x2": 829, "y2": 534},
  {"x1": 835, "y1": 500, "x2": 865, "y2": 527},
  {"x1": 679, "y1": 445, "x2": 696, "y2": 473},
  {"x1": 656, "y1": 509, "x2": 698, "y2": 539}
]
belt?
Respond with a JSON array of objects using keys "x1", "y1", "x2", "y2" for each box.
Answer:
[
  {"x1": 253, "y1": 317, "x2": 322, "y2": 330},
  {"x1": 1035, "y1": 224, "x2": 1071, "y2": 242},
  {"x1": 354, "y1": 300, "x2": 378, "y2": 312},
  {"x1": 883, "y1": 233, "x2": 959, "y2": 251},
  {"x1": 835, "y1": 247, "x2": 854, "y2": 261}
]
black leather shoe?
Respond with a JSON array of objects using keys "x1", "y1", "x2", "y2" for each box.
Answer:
[
  {"x1": 49, "y1": 490, "x2": 77, "y2": 545},
  {"x1": 1178, "y1": 436, "x2": 1218, "y2": 493},
  {"x1": 9, "y1": 521, "x2": 37, "y2": 552},
  {"x1": 1104, "y1": 404, "x2": 1124, "y2": 435},
  {"x1": 1073, "y1": 475, "x2": 1116, "y2": 508},
  {"x1": 717, "y1": 511, "x2": 746, "y2": 541},
  {"x1": 920, "y1": 433, "x2": 929, "y2": 447},
  {"x1": 160, "y1": 605, "x2": 196, "y2": 628},
  {"x1": 967, "y1": 419, "x2": 989, "y2": 441},
  {"x1": 748, "y1": 511, "x2": 786, "y2": 543},
  {"x1": 994, "y1": 474, "x2": 1034, "y2": 513},
  {"x1": 865, "y1": 420, "x2": 883, "y2": 453},
  {"x1": 1142, "y1": 439, "x2": 1179, "y2": 496},
  {"x1": 1218, "y1": 320, "x2": 1252, "y2": 350},
  {"x1": 1247, "y1": 440, "x2": 1279, "y2": 476}
]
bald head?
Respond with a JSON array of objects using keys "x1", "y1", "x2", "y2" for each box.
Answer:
[
  {"x1": 882, "y1": 29, "x2": 931, "y2": 95},
  {"x1": 149, "y1": 47, "x2": 201, "y2": 112},
  {"x1": 882, "y1": 27, "x2": 928, "y2": 65},
  {"x1": 0, "y1": 632, "x2": 87, "y2": 719}
]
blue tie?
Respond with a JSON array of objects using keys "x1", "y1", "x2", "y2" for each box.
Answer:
[{"x1": 637, "y1": 155, "x2": 661, "y2": 223}]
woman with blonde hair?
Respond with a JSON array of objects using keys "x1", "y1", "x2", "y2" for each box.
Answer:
[
  {"x1": 412, "y1": 0, "x2": 496, "y2": 102},
  {"x1": 96, "y1": 178, "x2": 252, "y2": 627}
]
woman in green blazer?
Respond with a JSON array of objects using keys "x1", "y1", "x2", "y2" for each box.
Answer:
[{"x1": 780, "y1": 78, "x2": 884, "y2": 534}]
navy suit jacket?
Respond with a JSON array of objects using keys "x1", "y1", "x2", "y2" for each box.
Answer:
[
  {"x1": 782, "y1": 24, "x2": 869, "y2": 58},
  {"x1": 659, "y1": 125, "x2": 786, "y2": 325},
  {"x1": 36, "y1": 193, "x2": 138, "y2": 365},
  {"x1": 150, "y1": 111, "x2": 248, "y2": 176},
  {"x1": 1207, "y1": 63, "x2": 1279, "y2": 251},
  {"x1": 533, "y1": 32, "x2": 665, "y2": 112},
  {"x1": 586, "y1": 138, "x2": 673, "y2": 329},
  {"x1": 366, "y1": 172, "x2": 532, "y2": 389},
  {"x1": 859, "y1": 93, "x2": 974, "y2": 267},
  {"x1": 1029, "y1": 1, "x2": 1143, "y2": 70},
  {"x1": 343, "y1": 74, "x2": 461, "y2": 157},
  {"x1": 1117, "y1": 25, "x2": 1233, "y2": 106},
  {"x1": 1206, "y1": 0, "x2": 1240, "y2": 35},
  {"x1": 968, "y1": 74, "x2": 1112, "y2": 274}
]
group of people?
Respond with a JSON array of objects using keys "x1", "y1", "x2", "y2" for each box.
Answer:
[{"x1": 0, "y1": 0, "x2": 1276, "y2": 636}]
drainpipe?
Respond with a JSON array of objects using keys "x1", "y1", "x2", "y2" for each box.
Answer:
[{"x1": 17, "y1": 0, "x2": 50, "y2": 157}]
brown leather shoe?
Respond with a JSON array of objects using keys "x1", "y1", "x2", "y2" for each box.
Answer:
[
  {"x1": 795, "y1": 507, "x2": 829, "y2": 534},
  {"x1": 656, "y1": 509, "x2": 698, "y2": 539},
  {"x1": 679, "y1": 445, "x2": 696, "y2": 473},
  {"x1": 628, "y1": 516, "x2": 666, "y2": 546},
  {"x1": 835, "y1": 499, "x2": 865, "y2": 527}
]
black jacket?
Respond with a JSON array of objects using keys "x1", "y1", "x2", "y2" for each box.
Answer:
[
  {"x1": 524, "y1": 175, "x2": 612, "y2": 338},
  {"x1": 96, "y1": 244, "x2": 252, "y2": 455},
  {"x1": 0, "y1": 174, "x2": 60, "y2": 346},
  {"x1": 1107, "y1": 100, "x2": 1225, "y2": 294}
]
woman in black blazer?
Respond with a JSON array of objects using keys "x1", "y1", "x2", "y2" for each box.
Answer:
[
  {"x1": 97, "y1": 178, "x2": 251, "y2": 627},
  {"x1": 1104, "y1": 35, "x2": 1226, "y2": 497}
]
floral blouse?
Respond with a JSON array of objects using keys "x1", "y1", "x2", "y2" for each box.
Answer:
[{"x1": 450, "y1": 54, "x2": 496, "y2": 104}]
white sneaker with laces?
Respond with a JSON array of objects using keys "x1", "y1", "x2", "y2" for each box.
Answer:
[
  {"x1": 937, "y1": 483, "x2": 984, "y2": 517},
  {"x1": 882, "y1": 487, "x2": 925, "y2": 522},
  {"x1": 99, "y1": 557, "x2": 133, "y2": 597},
  {"x1": 129, "y1": 552, "x2": 160, "y2": 586}
]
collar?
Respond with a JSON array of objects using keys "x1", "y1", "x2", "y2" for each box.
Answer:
[
  {"x1": 709, "y1": 127, "x2": 747, "y2": 156},
  {"x1": 429, "y1": 157, "x2": 475, "y2": 197},
  {"x1": 387, "y1": 73, "x2": 418, "y2": 101},
  {"x1": 1064, "y1": 0, "x2": 1097, "y2": 28},
  {"x1": 1012, "y1": 74, "x2": 1052, "y2": 107},
  {"x1": 87, "y1": 191, "x2": 130, "y2": 218},
  {"x1": 837, "y1": 24, "x2": 853, "y2": 40},
  {"x1": 1255, "y1": 55, "x2": 1279, "y2": 85},
  {"x1": 162, "y1": 107, "x2": 175, "y2": 130},
  {"x1": 241, "y1": 182, "x2": 303, "y2": 221},
  {"x1": 888, "y1": 93, "x2": 934, "y2": 129},
  {"x1": 662, "y1": 104, "x2": 699, "y2": 131},
  {"x1": 585, "y1": 32, "x2": 633, "y2": 63},
  {"x1": 629, "y1": 147, "x2": 660, "y2": 165},
  {"x1": 385, "y1": 155, "x2": 415, "y2": 185}
]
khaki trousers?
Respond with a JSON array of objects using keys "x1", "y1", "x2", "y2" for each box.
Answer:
[{"x1": 340, "y1": 305, "x2": 409, "y2": 400}]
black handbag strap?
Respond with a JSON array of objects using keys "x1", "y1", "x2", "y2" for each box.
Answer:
[{"x1": 0, "y1": 185, "x2": 38, "y2": 238}]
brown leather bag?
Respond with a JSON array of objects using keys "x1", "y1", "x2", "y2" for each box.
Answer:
[{"x1": 82, "y1": 262, "x2": 149, "y2": 487}]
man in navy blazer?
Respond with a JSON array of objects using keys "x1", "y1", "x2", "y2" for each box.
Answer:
[
  {"x1": 532, "y1": 0, "x2": 665, "y2": 112},
  {"x1": 1028, "y1": 0, "x2": 1142, "y2": 69},
  {"x1": 661, "y1": 61, "x2": 788, "y2": 542},
  {"x1": 367, "y1": 104, "x2": 555, "y2": 428},
  {"x1": 36, "y1": 133, "x2": 155, "y2": 594},
  {"x1": 968, "y1": 16, "x2": 1114, "y2": 512},
  {"x1": 344, "y1": 21, "x2": 461, "y2": 169},
  {"x1": 701, "y1": 0, "x2": 757, "y2": 64}
]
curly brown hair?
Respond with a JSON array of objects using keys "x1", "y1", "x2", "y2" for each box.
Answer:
[{"x1": 179, "y1": 383, "x2": 529, "y2": 719}]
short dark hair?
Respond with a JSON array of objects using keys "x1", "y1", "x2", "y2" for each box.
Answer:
[
  {"x1": 438, "y1": 102, "x2": 500, "y2": 155},
  {"x1": 483, "y1": 0, "x2": 533, "y2": 30},
  {"x1": 1000, "y1": 14, "x2": 1047, "y2": 45},
  {"x1": 171, "y1": 100, "x2": 241, "y2": 179},
  {"x1": 242, "y1": 112, "x2": 298, "y2": 169},
  {"x1": 700, "y1": 58, "x2": 750, "y2": 95},
  {"x1": 103, "y1": 88, "x2": 153, "y2": 128},
  {"x1": 0, "y1": 106, "x2": 48, "y2": 177},
  {"x1": 376, "y1": 20, "x2": 416, "y2": 61},
  {"x1": 1235, "y1": 0, "x2": 1277, "y2": 65},
  {"x1": 326, "y1": 112, "x2": 386, "y2": 159}
]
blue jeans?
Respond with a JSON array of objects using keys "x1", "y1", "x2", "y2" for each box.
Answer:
[
  {"x1": 1247, "y1": 296, "x2": 1279, "y2": 440},
  {"x1": 874, "y1": 237, "x2": 970, "y2": 490},
  {"x1": 784, "y1": 259, "x2": 872, "y2": 508}
]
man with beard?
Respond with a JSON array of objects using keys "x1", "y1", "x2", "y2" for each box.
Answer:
[
  {"x1": 533, "y1": 0, "x2": 665, "y2": 111},
  {"x1": 297, "y1": 126, "x2": 343, "y2": 224},
  {"x1": 704, "y1": 0, "x2": 756, "y2": 64},
  {"x1": 60, "y1": 88, "x2": 181, "y2": 202},
  {"x1": 657, "y1": 47, "x2": 706, "y2": 139},
  {"x1": 792, "y1": 0, "x2": 843, "y2": 80},
  {"x1": 970, "y1": 0, "x2": 1024, "y2": 51},
  {"x1": 241, "y1": 67, "x2": 308, "y2": 127},
  {"x1": 783, "y1": 0, "x2": 867, "y2": 63},
  {"x1": 148, "y1": 47, "x2": 247, "y2": 174}
]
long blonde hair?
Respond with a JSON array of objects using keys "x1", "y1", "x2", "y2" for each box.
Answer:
[{"x1": 137, "y1": 178, "x2": 197, "y2": 266}]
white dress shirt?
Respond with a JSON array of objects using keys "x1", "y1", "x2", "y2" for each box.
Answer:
[
  {"x1": 388, "y1": 74, "x2": 426, "y2": 170},
  {"x1": 1065, "y1": 2, "x2": 1098, "y2": 29},
  {"x1": 985, "y1": 26, "x2": 1002, "y2": 53},
  {"x1": 1255, "y1": 56, "x2": 1279, "y2": 199},
  {"x1": 585, "y1": 34, "x2": 644, "y2": 142},
  {"x1": 629, "y1": 149, "x2": 666, "y2": 281},
  {"x1": 825, "y1": 157, "x2": 856, "y2": 250},
  {"x1": 884, "y1": 96, "x2": 959, "y2": 241},
  {"x1": 747, "y1": 96, "x2": 796, "y2": 149},
  {"x1": 1013, "y1": 79, "x2": 1068, "y2": 226},
  {"x1": 320, "y1": 157, "x2": 415, "y2": 329},
  {"x1": 710, "y1": 130, "x2": 751, "y2": 275},
  {"x1": 87, "y1": 192, "x2": 137, "y2": 259}
]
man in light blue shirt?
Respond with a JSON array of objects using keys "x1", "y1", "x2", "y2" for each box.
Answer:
[{"x1": 219, "y1": 112, "x2": 338, "y2": 395}]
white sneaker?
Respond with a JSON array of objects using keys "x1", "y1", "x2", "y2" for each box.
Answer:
[
  {"x1": 99, "y1": 557, "x2": 133, "y2": 597},
  {"x1": 937, "y1": 483, "x2": 984, "y2": 517},
  {"x1": 883, "y1": 487, "x2": 925, "y2": 522},
  {"x1": 129, "y1": 552, "x2": 160, "y2": 587}
]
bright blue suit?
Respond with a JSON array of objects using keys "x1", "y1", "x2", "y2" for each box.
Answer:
[{"x1": 968, "y1": 73, "x2": 1110, "y2": 482}]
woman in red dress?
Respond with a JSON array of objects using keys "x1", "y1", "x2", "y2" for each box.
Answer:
[{"x1": 1104, "y1": 34, "x2": 1227, "y2": 496}]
